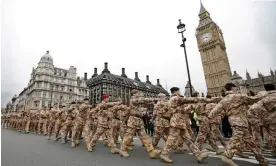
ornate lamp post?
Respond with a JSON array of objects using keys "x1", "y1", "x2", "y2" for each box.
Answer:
[{"x1": 177, "y1": 19, "x2": 193, "y2": 96}]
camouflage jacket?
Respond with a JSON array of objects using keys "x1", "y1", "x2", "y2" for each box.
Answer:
[
  {"x1": 247, "y1": 93, "x2": 276, "y2": 126},
  {"x1": 208, "y1": 91, "x2": 265, "y2": 128},
  {"x1": 127, "y1": 97, "x2": 155, "y2": 129},
  {"x1": 77, "y1": 103, "x2": 89, "y2": 120},
  {"x1": 97, "y1": 101, "x2": 120, "y2": 128},
  {"x1": 154, "y1": 101, "x2": 171, "y2": 127},
  {"x1": 49, "y1": 108, "x2": 60, "y2": 121}
]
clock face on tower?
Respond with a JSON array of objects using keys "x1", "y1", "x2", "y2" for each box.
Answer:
[{"x1": 201, "y1": 32, "x2": 212, "y2": 42}]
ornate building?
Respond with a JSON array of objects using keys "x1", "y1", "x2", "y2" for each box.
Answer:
[
  {"x1": 184, "y1": 81, "x2": 196, "y2": 97},
  {"x1": 196, "y1": 1, "x2": 232, "y2": 96},
  {"x1": 231, "y1": 69, "x2": 276, "y2": 95},
  {"x1": 7, "y1": 51, "x2": 89, "y2": 112},
  {"x1": 86, "y1": 62, "x2": 169, "y2": 105}
]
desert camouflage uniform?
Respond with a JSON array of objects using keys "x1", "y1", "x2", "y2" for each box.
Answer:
[
  {"x1": 247, "y1": 92, "x2": 276, "y2": 155},
  {"x1": 60, "y1": 106, "x2": 76, "y2": 143},
  {"x1": 120, "y1": 95, "x2": 160, "y2": 158},
  {"x1": 209, "y1": 91, "x2": 268, "y2": 166},
  {"x1": 87, "y1": 101, "x2": 120, "y2": 153},
  {"x1": 47, "y1": 107, "x2": 60, "y2": 139},
  {"x1": 194, "y1": 98, "x2": 224, "y2": 154},
  {"x1": 160, "y1": 95, "x2": 208, "y2": 163},
  {"x1": 38, "y1": 109, "x2": 47, "y2": 135},
  {"x1": 71, "y1": 102, "x2": 89, "y2": 147},
  {"x1": 53, "y1": 107, "x2": 66, "y2": 140},
  {"x1": 152, "y1": 100, "x2": 171, "y2": 148},
  {"x1": 83, "y1": 107, "x2": 97, "y2": 148}
]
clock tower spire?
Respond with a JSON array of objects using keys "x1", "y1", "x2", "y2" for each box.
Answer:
[{"x1": 196, "y1": 1, "x2": 232, "y2": 96}]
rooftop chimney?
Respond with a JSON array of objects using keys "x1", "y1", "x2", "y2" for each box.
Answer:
[
  {"x1": 157, "y1": 79, "x2": 162, "y2": 87},
  {"x1": 121, "y1": 68, "x2": 127, "y2": 78},
  {"x1": 134, "y1": 72, "x2": 140, "y2": 81},
  {"x1": 46, "y1": 50, "x2": 49, "y2": 54},
  {"x1": 92, "y1": 68, "x2": 98, "y2": 77},
  {"x1": 84, "y1": 73, "x2": 87, "y2": 80},
  {"x1": 146, "y1": 75, "x2": 151, "y2": 84},
  {"x1": 102, "y1": 62, "x2": 110, "y2": 74}
]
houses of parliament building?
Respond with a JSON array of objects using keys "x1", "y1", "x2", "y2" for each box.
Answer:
[{"x1": 196, "y1": 2, "x2": 275, "y2": 96}]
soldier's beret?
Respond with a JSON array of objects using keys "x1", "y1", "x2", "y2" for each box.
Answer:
[
  {"x1": 102, "y1": 94, "x2": 109, "y2": 100},
  {"x1": 224, "y1": 83, "x2": 236, "y2": 90},
  {"x1": 84, "y1": 98, "x2": 89, "y2": 101},
  {"x1": 131, "y1": 89, "x2": 139, "y2": 95},
  {"x1": 71, "y1": 101, "x2": 76, "y2": 104},
  {"x1": 170, "y1": 87, "x2": 179, "y2": 93}
]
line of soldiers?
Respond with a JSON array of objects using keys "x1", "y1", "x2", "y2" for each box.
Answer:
[{"x1": 2, "y1": 82, "x2": 276, "y2": 166}]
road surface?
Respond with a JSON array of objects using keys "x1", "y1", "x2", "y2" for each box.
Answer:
[{"x1": 2, "y1": 129, "x2": 276, "y2": 166}]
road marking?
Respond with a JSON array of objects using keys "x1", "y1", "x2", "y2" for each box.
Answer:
[{"x1": 201, "y1": 149, "x2": 276, "y2": 166}]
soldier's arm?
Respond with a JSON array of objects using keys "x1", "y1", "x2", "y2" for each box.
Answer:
[
  {"x1": 241, "y1": 95, "x2": 264, "y2": 105},
  {"x1": 208, "y1": 100, "x2": 225, "y2": 119}
]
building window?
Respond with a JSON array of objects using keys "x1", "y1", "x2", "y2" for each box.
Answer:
[
  {"x1": 55, "y1": 85, "x2": 59, "y2": 91},
  {"x1": 61, "y1": 86, "x2": 64, "y2": 91},
  {"x1": 42, "y1": 101, "x2": 45, "y2": 107},
  {"x1": 69, "y1": 88, "x2": 73, "y2": 92},
  {"x1": 34, "y1": 101, "x2": 39, "y2": 108},
  {"x1": 43, "y1": 92, "x2": 47, "y2": 98}
]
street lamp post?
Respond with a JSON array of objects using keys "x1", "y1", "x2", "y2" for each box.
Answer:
[{"x1": 177, "y1": 19, "x2": 193, "y2": 97}]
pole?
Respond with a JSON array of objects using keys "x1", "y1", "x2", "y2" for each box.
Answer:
[{"x1": 181, "y1": 33, "x2": 193, "y2": 97}]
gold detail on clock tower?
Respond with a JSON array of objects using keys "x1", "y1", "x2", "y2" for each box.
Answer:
[{"x1": 196, "y1": 1, "x2": 232, "y2": 96}]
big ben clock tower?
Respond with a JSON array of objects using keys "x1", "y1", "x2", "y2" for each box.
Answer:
[{"x1": 196, "y1": 1, "x2": 232, "y2": 96}]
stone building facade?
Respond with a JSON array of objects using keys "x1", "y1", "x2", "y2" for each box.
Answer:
[
  {"x1": 86, "y1": 62, "x2": 169, "y2": 106},
  {"x1": 231, "y1": 69, "x2": 276, "y2": 95},
  {"x1": 196, "y1": 1, "x2": 232, "y2": 96},
  {"x1": 7, "y1": 51, "x2": 89, "y2": 112}
]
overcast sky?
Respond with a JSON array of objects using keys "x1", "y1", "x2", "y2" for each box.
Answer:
[{"x1": 1, "y1": 0, "x2": 276, "y2": 106}]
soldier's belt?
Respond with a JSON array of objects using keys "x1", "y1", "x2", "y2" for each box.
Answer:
[{"x1": 113, "y1": 118, "x2": 120, "y2": 120}]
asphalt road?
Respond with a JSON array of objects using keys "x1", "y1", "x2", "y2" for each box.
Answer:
[{"x1": 1, "y1": 129, "x2": 260, "y2": 166}]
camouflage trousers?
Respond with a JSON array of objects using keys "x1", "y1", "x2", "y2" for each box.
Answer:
[
  {"x1": 152, "y1": 126, "x2": 169, "y2": 148},
  {"x1": 161, "y1": 127, "x2": 201, "y2": 157},
  {"x1": 120, "y1": 127, "x2": 154, "y2": 153},
  {"x1": 195, "y1": 121, "x2": 218, "y2": 150},
  {"x1": 223, "y1": 126, "x2": 266, "y2": 163},
  {"x1": 175, "y1": 122, "x2": 196, "y2": 150},
  {"x1": 47, "y1": 120, "x2": 56, "y2": 137},
  {"x1": 119, "y1": 122, "x2": 127, "y2": 140},
  {"x1": 23, "y1": 119, "x2": 31, "y2": 133},
  {"x1": 38, "y1": 119, "x2": 46, "y2": 134},
  {"x1": 250, "y1": 125, "x2": 263, "y2": 151},
  {"x1": 60, "y1": 119, "x2": 73, "y2": 141},
  {"x1": 83, "y1": 120, "x2": 94, "y2": 146},
  {"x1": 111, "y1": 119, "x2": 121, "y2": 142},
  {"x1": 2, "y1": 120, "x2": 8, "y2": 128},
  {"x1": 54, "y1": 120, "x2": 65, "y2": 139},
  {"x1": 30, "y1": 121, "x2": 38, "y2": 133},
  {"x1": 71, "y1": 119, "x2": 85, "y2": 144},
  {"x1": 90, "y1": 125, "x2": 116, "y2": 148},
  {"x1": 16, "y1": 119, "x2": 22, "y2": 131},
  {"x1": 211, "y1": 123, "x2": 227, "y2": 148},
  {"x1": 263, "y1": 125, "x2": 276, "y2": 152}
]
